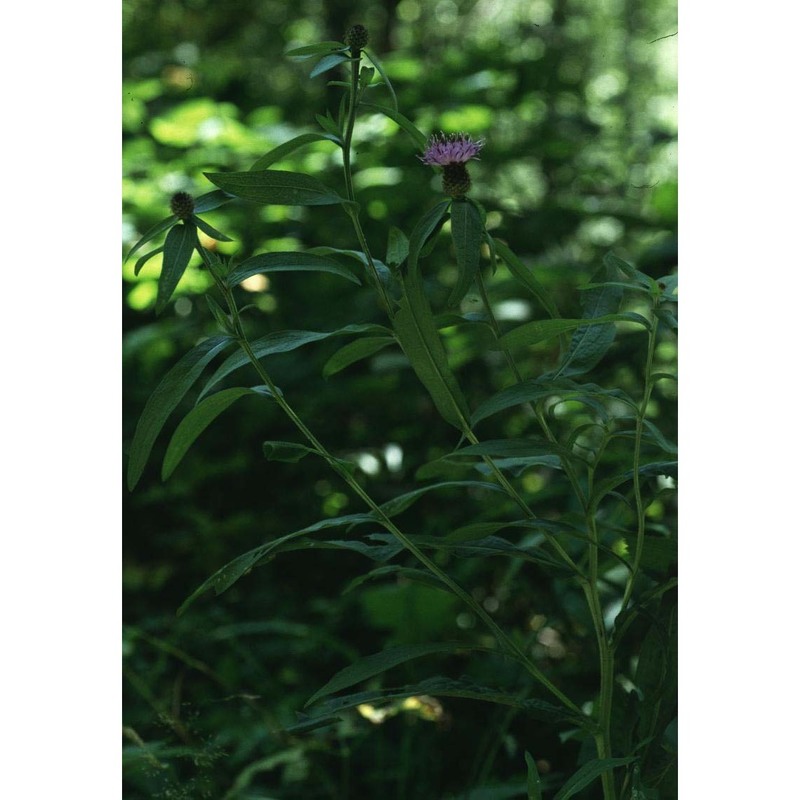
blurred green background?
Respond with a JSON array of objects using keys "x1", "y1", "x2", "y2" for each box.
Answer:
[{"x1": 123, "y1": 1, "x2": 676, "y2": 797}]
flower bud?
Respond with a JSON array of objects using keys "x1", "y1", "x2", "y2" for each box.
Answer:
[
  {"x1": 345, "y1": 24, "x2": 369, "y2": 51},
  {"x1": 170, "y1": 191, "x2": 195, "y2": 220}
]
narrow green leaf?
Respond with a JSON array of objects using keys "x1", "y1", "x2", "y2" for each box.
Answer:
[
  {"x1": 379, "y1": 480, "x2": 503, "y2": 518},
  {"x1": 360, "y1": 102, "x2": 429, "y2": 151},
  {"x1": 285, "y1": 41, "x2": 347, "y2": 59},
  {"x1": 197, "y1": 324, "x2": 390, "y2": 401},
  {"x1": 310, "y1": 53, "x2": 352, "y2": 78},
  {"x1": 294, "y1": 677, "x2": 585, "y2": 731},
  {"x1": 448, "y1": 199, "x2": 484, "y2": 308},
  {"x1": 192, "y1": 215, "x2": 233, "y2": 242},
  {"x1": 394, "y1": 293, "x2": 471, "y2": 429},
  {"x1": 162, "y1": 387, "x2": 271, "y2": 480},
  {"x1": 127, "y1": 335, "x2": 234, "y2": 490},
  {"x1": 125, "y1": 215, "x2": 176, "y2": 262},
  {"x1": 386, "y1": 226, "x2": 409, "y2": 269},
  {"x1": 250, "y1": 133, "x2": 341, "y2": 171},
  {"x1": 443, "y1": 439, "x2": 565, "y2": 461},
  {"x1": 364, "y1": 49, "x2": 398, "y2": 112},
  {"x1": 177, "y1": 512, "x2": 377, "y2": 616},
  {"x1": 306, "y1": 642, "x2": 478, "y2": 707},
  {"x1": 262, "y1": 441, "x2": 318, "y2": 463},
  {"x1": 493, "y1": 239, "x2": 561, "y2": 320},
  {"x1": 205, "y1": 295, "x2": 233, "y2": 334},
  {"x1": 322, "y1": 336, "x2": 396, "y2": 378},
  {"x1": 501, "y1": 314, "x2": 649, "y2": 350},
  {"x1": 134, "y1": 246, "x2": 164, "y2": 276},
  {"x1": 549, "y1": 262, "x2": 625, "y2": 379},
  {"x1": 156, "y1": 222, "x2": 197, "y2": 314},
  {"x1": 193, "y1": 189, "x2": 234, "y2": 213},
  {"x1": 205, "y1": 170, "x2": 344, "y2": 207},
  {"x1": 526, "y1": 752, "x2": 543, "y2": 800},
  {"x1": 226, "y1": 251, "x2": 360, "y2": 287},
  {"x1": 553, "y1": 757, "x2": 636, "y2": 800},
  {"x1": 305, "y1": 246, "x2": 392, "y2": 285},
  {"x1": 471, "y1": 378, "x2": 638, "y2": 426},
  {"x1": 407, "y1": 201, "x2": 451, "y2": 277},
  {"x1": 315, "y1": 112, "x2": 342, "y2": 138},
  {"x1": 590, "y1": 461, "x2": 678, "y2": 511},
  {"x1": 342, "y1": 565, "x2": 445, "y2": 595}
]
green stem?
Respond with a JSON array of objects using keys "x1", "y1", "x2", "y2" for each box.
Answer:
[
  {"x1": 617, "y1": 310, "x2": 661, "y2": 624},
  {"x1": 199, "y1": 242, "x2": 585, "y2": 721},
  {"x1": 340, "y1": 49, "x2": 394, "y2": 317}
]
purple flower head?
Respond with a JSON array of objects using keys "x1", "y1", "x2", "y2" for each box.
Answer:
[{"x1": 419, "y1": 132, "x2": 485, "y2": 166}]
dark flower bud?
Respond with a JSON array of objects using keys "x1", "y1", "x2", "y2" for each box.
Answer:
[
  {"x1": 345, "y1": 24, "x2": 369, "y2": 51},
  {"x1": 170, "y1": 191, "x2": 195, "y2": 220}
]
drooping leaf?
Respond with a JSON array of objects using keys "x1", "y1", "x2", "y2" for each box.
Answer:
[
  {"x1": 162, "y1": 387, "x2": 272, "y2": 480},
  {"x1": 590, "y1": 461, "x2": 678, "y2": 511},
  {"x1": 548, "y1": 262, "x2": 625, "y2": 379},
  {"x1": 134, "y1": 246, "x2": 164, "y2": 276},
  {"x1": 309, "y1": 53, "x2": 353, "y2": 78},
  {"x1": 493, "y1": 238, "x2": 561, "y2": 321},
  {"x1": 192, "y1": 215, "x2": 233, "y2": 242},
  {"x1": 291, "y1": 676, "x2": 585, "y2": 732},
  {"x1": 553, "y1": 757, "x2": 637, "y2": 800},
  {"x1": 197, "y1": 324, "x2": 390, "y2": 400},
  {"x1": 322, "y1": 336, "x2": 396, "y2": 378},
  {"x1": 226, "y1": 252, "x2": 360, "y2": 287},
  {"x1": 448, "y1": 199, "x2": 484, "y2": 307},
  {"x1": 378, "y1": 480, "x2": 503, "y2": 519},
  {"x1": 156, "y1": 221, "x2": 197, "y2": 314},
  {"x1": 360, "y1": 102, "x2": 429, "y2": 151},
  {"x1": 285, "y1": 41, "x2": 348, "y2": 60},
  {"x1": 177, "y1": 512, "x2": 377, "y2": 616},
  {"x1": 364, "y1": 49, "x2": 398, "y2": 111},
  {"x1": 250, "y1": 133, "x2": 341, "y2": 171},
  {"x1": 193, "y1": 189, "x2": 234, "y2": 213},
  {"x1": 125, "y1": 215, "x2": 176, "y2": 262},
  {"x1": 127, "y1": 335, "x2": 234, "y2": 490},
  {"x1": 342, "y1": 565, "x2": 445, "y2": 595},
  {"x1": 500, "y1": 313, "x2": 649, "y2": 351},
  {"x1": 306, "y1": 642, "x2": 477, "y2": 707},
  {"x1": 306, "y1": 245, "x2": 393, "y2": 287},
  {"x1": 262, "y1": 441, "x2": 318, "y2": 463},
  {"x1": 471, "y1": 378, "x2": 638, "y2": 426},
  {"x1": 205, "y1": 170, "x2": 345, "y2": 207}
]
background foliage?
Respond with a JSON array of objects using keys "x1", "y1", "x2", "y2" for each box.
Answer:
[{"x1": 123, "y1": 1, "x2": 677, "y2": 797}]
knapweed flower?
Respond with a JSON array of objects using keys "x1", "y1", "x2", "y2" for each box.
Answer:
[{"x1": 419, "y1": 132, "x2": 485, "y2": 198}]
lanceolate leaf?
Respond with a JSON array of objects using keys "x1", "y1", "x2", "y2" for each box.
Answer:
[
  {"x1": 205, "y1": 170, "x2": 344, "y2": 207},
  {"x1": 262, "y1": 441, "x2": 318, "y2": 463},
  {"x1": 493, "y1": 239, "x2": 561, "y2": 321},
  {"x1": 526, "y1": 752, "x2": 544, "y2": 800},
  {"x1": 306, "y1": 642, "x2": 478, "y2": 707},
  {"x1": 177, "y1": 512, "x2": 378, "y2": 616},
  {"x1": 552, "y1": 757, "x2": 637, "y2": 800},
  {"x1": 125, "y1": 215, "x2": 176, "y2": 262},
  {"x1": 310, "y1": 53, "x2": 353, "y2": 78},
  {"x1": 360, "y1": 102, "x2": 429, "y2": 151},
  {"x1": 250, "y1": 133, "x2": 341, "y2": 171},
  {"x1": 192, "y1": 215, "x2": 233, "y2": 242},
  {"x1": 548, "y1": 263, "x2": 624, "y2": 379},
  {"x1": 134, "y1": 246, "x2": 164, "y2": 276},
  {"x1": 127, "y1": 335, "x2": 234, "y2": 491},
  {"x1": 291, "y1": 677, "x2": 585, "y2": 732},
  {"x1": 407, "y1": 201, "x2": 450, "y2": 278},
  {"x1": 156, "y1": 221, "x2": 197, "y2": 314},
  {"x1": 162, "y1": 387, "x2": 273, "y2": 480},
  {"x1": 448, "y1": 199, "x2": 484, "y2": 307},
  {"x1": 197, "y1": 324, "x2": 390, "y2": 401},
  {"x1": 378, "y1": 480, "x2": 503, "y2": 518},
  {"x1": 364, "y1": 49, "x2": 398, "y2": 112},
  {"x1": 394, "y1": 292, "x2": 471, "y2": 429},
  {"x1": 285, "y1": 41, "x2": 348, "y2": 60},
  {"x1": 193, "y1": 189, "x2": 234, "y2": 213},
  {"x1": 226, "y1": 252, "x2": 361, "y2": 287},
  {"x1": 500, "y1": 314, "x2": 650, "y2": 351},
  {"x1": 322, "y1": 336, "x2": 396, "y2": 378},
  {"x1": 386, "y1": 226, "x2": 410, "y2": 269}
]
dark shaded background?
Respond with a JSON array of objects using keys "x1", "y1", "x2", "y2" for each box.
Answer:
[{"x1": 123, "y1": 1, "x2": 676, "y2": 797}]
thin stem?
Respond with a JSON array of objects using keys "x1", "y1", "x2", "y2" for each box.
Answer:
[
  {"x1": 199, "y1": 242, "x2": 585, "y2": 721},
  {"x1": 617, "y1": 310, "x2": 661, "y2": 623}
]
